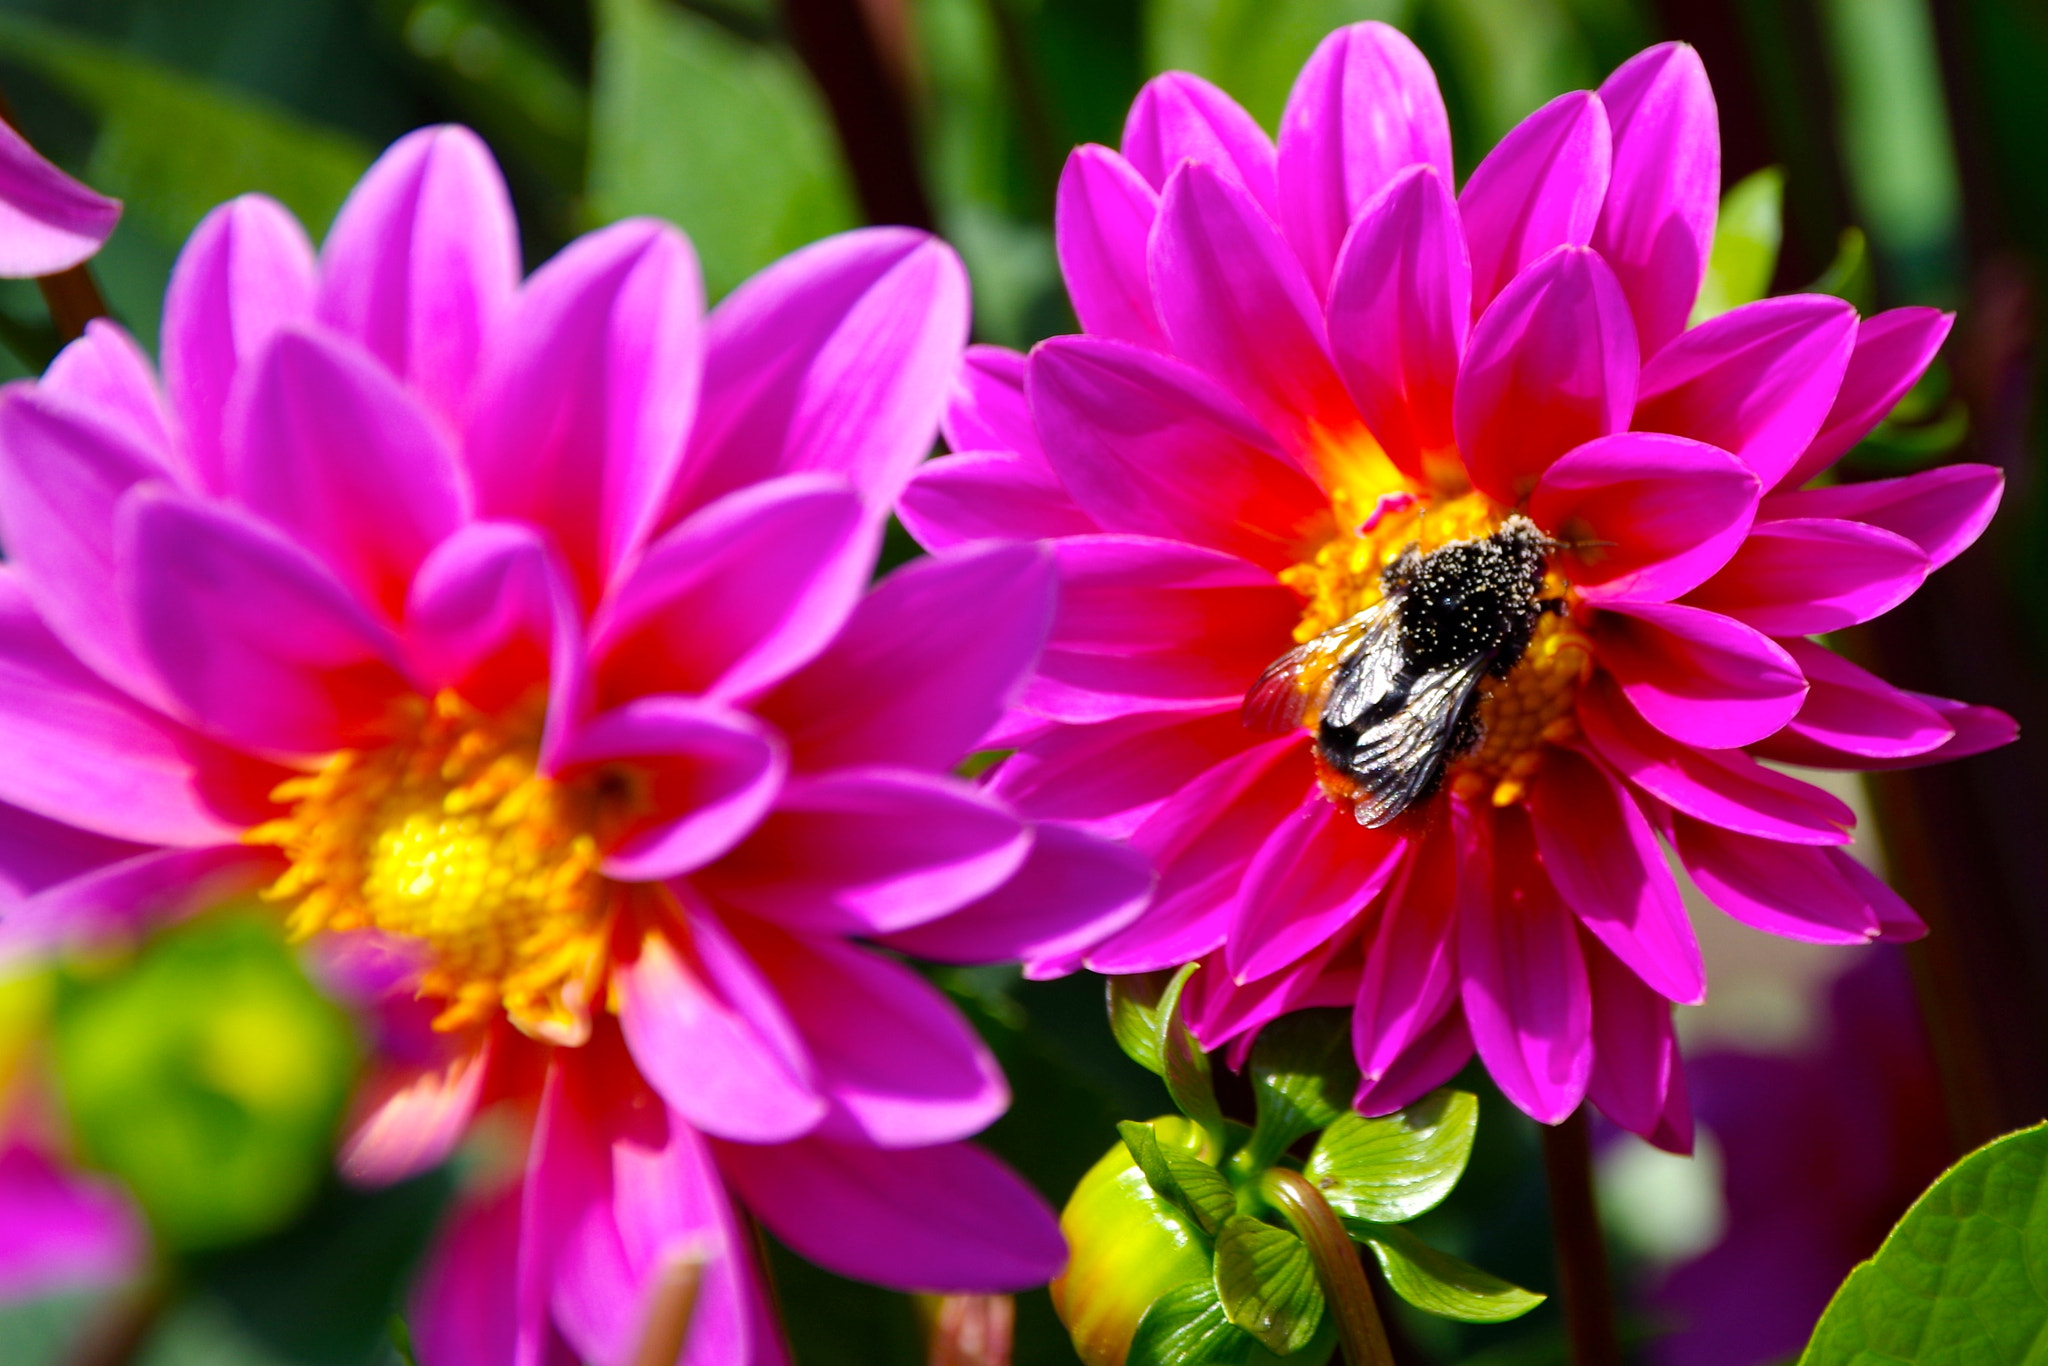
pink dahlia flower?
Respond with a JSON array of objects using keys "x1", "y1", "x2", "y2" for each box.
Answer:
[
  {"x1": 900, "y1": 28, "x2": 2013, "y2": 1148},
  {"x1": 0, "y1": 117, "x2": 119, "y2": 276},
  {"x1": 0, "y1": 125, "x2": 1150, "y2": 1361}
]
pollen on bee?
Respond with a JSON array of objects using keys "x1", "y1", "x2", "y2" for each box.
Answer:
[{"x1": 1450, "y1": 606, "x2": 1594, "y2": 806}]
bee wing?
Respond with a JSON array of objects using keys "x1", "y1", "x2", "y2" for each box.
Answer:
[
  {"x1": 1242, "y1": 600, "x2": 1401, "y2": 733},
  {"x1": 1332, "y1": 653, "x2": 1492, "y2": 828},
  {"x1": 1320, "y1": 603, "x2": 1407, "y2": 729}
]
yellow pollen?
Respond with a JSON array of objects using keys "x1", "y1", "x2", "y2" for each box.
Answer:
[{"x1": 245, "y1": 692, "x2": 647, "y2": 1044}]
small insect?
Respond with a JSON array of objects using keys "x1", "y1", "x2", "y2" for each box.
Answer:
[{"x1": 1245, "y1": 515, "x2": 1563, "y2": 827}]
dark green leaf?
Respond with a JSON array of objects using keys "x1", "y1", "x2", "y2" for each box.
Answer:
[
  {"x1": 1245, "y1": 1008, "x2": 1359, "y2": 1171},
  {"x1": 1213, "y1": 1215, "x2": 1325, "y2": 1355},
  {"x1": 1305, "y1": 1090, "x2": 1478, "y2": 1225},
  {"x1": 1808, "y1": 226, "x2": 1875, "y2": 314},
  {"x1": 1127, "y1": 1279, "x2": 1258, "y2": 1366},
  {"x1": 1107, "y1": 965, "x2": 1194, "y2": 1077},
  {"x1": 1165, "y1": 1153, "x2": 1239, "y2": 1236},
  {"x1": 1693, "y1": 166, "x2": 1783, "y2": 323},
  {"x1": 1358, "y1": 1223, "x2": 1544, "y2": 1324},
  {"x1": 1800, "y1": 1121, "x2": 2048, "y2": 1365}
]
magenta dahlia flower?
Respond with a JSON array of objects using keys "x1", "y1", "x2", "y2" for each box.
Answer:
[
  {"x1": 899, "y1": 27, "x2": 2013, "y2": 1148},
  {"x1": 0, "y1": 125, "x2": 1149, "y2": 1361},
  {"x1": 0, "y1": 118, "x2": 118, "y2": 276}
]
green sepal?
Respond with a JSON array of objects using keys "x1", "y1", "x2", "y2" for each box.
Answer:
[
  {"x1": 1161, "y1": 990, "x2": 1226, "y2": 1147},
  {"x1": 1118, "y1": 1121, "x2": 1183, "y2": 1203},
  {"x1": 1165, "y1": 1153, "x2": 1238, "y2": 1236},
  {"x1": 1692, "y1": 166, "x2": 1784, "y2": 324},
  {"x1": 1213, "y1": 1215, "x2": 1326, "y2": 1355},
  {"x1": 1243, "y1": 1008, "x2": 1359, "y2": 1173},
  {"x1": 1126, "y1": 1280, "x2": 1257, "y2": 1366},
  {"x1": 1304, "y1": 1090, "x2": 1477, "y2": 1225},
  {"x1": 1107, "y1": 965, "x2": 1197, "y2": 1077},
  {"x1": 1357, "y1": 1223, "x2": 1544, "y2": 1324}
]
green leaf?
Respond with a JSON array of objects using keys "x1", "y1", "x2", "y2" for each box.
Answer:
[
  {"x1": 1107, "y1": 965, "x2": 1195, "y2": 1076},
  {"x1": 1799, "y1": 1121, "x2": 2048, "y2": 1365},
  {"x1": 0, "y1": 15, "x2": 375, "y2": 243},
  {"x1": 1357, "y1": 1223, "x2": 1544, "y2": 1324},
  {"x1": 1808, "y1": 226, "x2": 1875, "y2": 315},
  {"x1": 1692, "y1": 166, "x2": 1784, "y2": 324},
  {"x1": 1127, "y1": 1279, "x2": 1258, "y2": 1366},
  {"x1": 1166, "y1": 1153, "x2": 1239, "y2": 1236},
  {"x1": 1213, "y1": 1215, "x2": 1325, "y2": 1355},
  {"x1": 1146, "y1": 0, "x2": 1409, "y2": 131},
  {"x1": 1119, "y1": 1120, "x2": 1183, "y2": 1202},
  {"x1": 588, "y1": 0, "x2": 858, "y2": 298},
  {"x1": 1304, "y1": 1090, "x2": 1478, "y2": 1225},
  {"x1": 1161, "y1": 990, "x2": 1226, "y2": 1144},
  {"x1": 1245, "y1": 1008, "x2": 1359, "y2": 1171}
]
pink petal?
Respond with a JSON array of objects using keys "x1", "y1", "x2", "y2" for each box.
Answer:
[
  {"x1": 1188, "y1": 935, "x2": 1353, "y2": 1052},
  {"x1": 759, "y1": 540, "x2": 1056, "y2": 773},
  {"x1": 616, "y1": 915, "x2": 824, "y2": 1144},
  {"x1": 1757, "y1": 689, "x2": 2015, "y2": 772},
  {"x1": 1150, "y1": 161, "x2": 1363, "y2": 468},
  {"x1": 1830, "y1": 848, "x2": 1926, "y2": 941},
  {"x1": 1352, "y1": 811, "x2": 1460, "y2": 1082},
  {"x1": 316, "y1": 125, "x2": 520, "y2": 425},
  {"x1": 339, "y1": 1031, "x2": 490, "y2": 1187},
  {"x1": 1778, "y1": 637, "x2": 1953, "y2": 759},
  {"x1": 1589, "y1": 600, "x2": 1805, "y2": 748},
  {"x1": 1454, "y1": 245, "x2": 1638, "y2": 505},
  {"x1": 1633, "y1": 295, "x2": 1858, "y2": 487},
  {"x1": 1762, "y1": 462, "x2": 2003, "y2": 572},
  {"x1": 1578, "y1": 673, "x2": 1853, "y2": 844},
  {"x1": 0, "y1": 842, "x2": 272, "y2": 964},
  {"x1": 731, "y1": 917, "x2": 1007, "y2": 1147},
  {"x1": 0, "y1": 117, "x2": 120, "y2": 276},
  {"x1": 1582, "y1": 935, "x2": 1689, "y2": 1151},
  {"x1": 699, "y1": 770, "x2": 1029, "y2": 936},
  {"x1": 228, "y1": 325, "x2": 470, "y2": 617},
  {"x1": 1530, "y1": 432, "x2": 1758, "y2": 602},
  {"x1": 0, "y1": 1143, "x2": 146, "y2": 1300},
  {"x1": 468, "y1": 218, "x2": 703, "y2": 604},
  {"x1": 562, "y1": 696, "x2": 785, "y2": 881},
  {"x1": 674, "y1": 227, "x2": 968, "y2": 521},
  {"x1": 1277, "y1": 21, "x2": 1452, "y2": 296},
  {"x1": 1056, "y1": 145, "x2": 1167, "y2": 349},
  {"x1": 161, "y1": 194, "x2": 317, "y2": 492},
  {"x1": 1458, "y1": 91, "x2": 1612, "y2": 313},
  {"x1": 1028, "y1": 335, "x2": 1325, "y2": 570},
  {"x1": 122, "y1": 487, "x2": 410, "y2": 755},
  {"x1": 41, "y1": 319, "x2": 177, "y2": 468},
  {"x1": 593, "y1": 473, "x2": 870, "y2": 706},
  {"x1": 897, "y1": 451, "x2": 1099, "y2": 550},
  {"x1": 1460, "y1": 808, "x2": 1592, "y2": 1124},
  {"x1": 1352, "y1": 1003, "x2": 1472, "y2": 1118},
  {"x1": 412, "y1": 1184, "x2": 524, "y2": 1366},
  {"x1": 1592, "y1": 43, "x2": 1720, "y2": 357},
  {"x1": 0, "y1": 800, "x2": 144, "y2": 910},
  {"x1": 1781, "y1": 307, "x2": 1954, "y2": 488},
  {"x1": 1673, "y1": 815, "x2": 1879, "y2": 944},
  {"x1": 1529, "y1": 747, "x2": 1702, "y2": 1004},
  {"x1": 1229, "y1": 792, "x2": 1403, "y2": 983},
  {"x1": 880, "y1": 823, "x2": 1153, "y2": 978},
  {"x1": 715, "y1": 1135, "x2": 1064, "y2": 1292},
  {"x1": 1121, "y1": 71, "x2": 1277, "y2": 212},
  {"x1": 989, "y1": 710, "x2": 1251, "y2": 838},
  {"x1": 1685, "y1": 516, "x2": 1928, "y2": 636},
  {"x1": 942, "y1": 344, "x2": 1043, "y2": 462},
  {"x1": 1021, "y1": 535, "x2": 1296, "y2": 724},
  {"x1": 1325, "y1": 165, "x2": 1470, "y2": 482}
]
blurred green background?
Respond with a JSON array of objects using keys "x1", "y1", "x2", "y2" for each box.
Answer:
[{"x1": 1, "y1": 0, "x2": 2046, "y2": 1363}]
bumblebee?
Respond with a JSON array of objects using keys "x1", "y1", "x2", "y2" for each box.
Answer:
[{"x1": 1245, "y1": 515, "x2": 1563, "y2": 826}]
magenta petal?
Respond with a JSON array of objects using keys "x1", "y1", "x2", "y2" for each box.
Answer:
[
  {"x1": 0, "y1": 1143, "x2": 146, "y2": 1299},
  {"x1": 317, "y1": 125, "x2": 520, "y2": 424},
  {"x1": 617, "y1": 917, "x2": 824, "y2": 1144},
  {"x1": 1590, "y1": 600, "x2": 1805, "y2": 748},
  {"x1": 1782, "y1": 307, "x2": 1954, "y2": 488},
  {"x1": 1278, "y1": 22, "x2": 1452, "y2": 296},
  {"x1": 942, "y1": 344, "x2": 1044, "y2": 463},
  {"x1": 990, "y1": 711, "x2": 1251, "y2": 838},
  {"x1": 897, "y1": 451, "x2": 1099, "y2": 551},
  {"x1": 717, "y1": 1135, "x2": 1064, "y2": 1292},
  {"x1": 411, "y1": 1185, "x2": 523, "y2": 1366},
  {"x1": 1353, "y1": 1004, "x2": 1473, "y2": 1119},
  {"x1": 1756, "y1": 690, "x2": 2016, "y2": 772},
  {"x1": 1634, "y1": 295, "x2": 1858, "y2": 488},
  {"x1": 1592, "y1": 43, "x2": 1720, "y2": 357},
  {"x1": 1779, "y1": 638, "x2": 1952, "y2": 759},
  {"x1": 161, "y1": 194, "x2": 317, "y2": 492},
  {"x1": 1673, "y1": 816, "x2": 1879, "y2": 945},
  {"x1": 1190, "y1": 936, "x2": 1350, "y2": 1053},
  {"x1": 1530, "y1": 432, "x2": 1758, "y2": 603},
  {"x1": 1686, "y1": 516, "x2": 1928, "y2": 636},
  {"x1": 677, "y1": 227, "x2": 968, "y2": 520},
  {"x1": 1057, "y1": 145, "x2": 1168, "y2": 349},
  {"x1": 701, "y1": 770, "x2": 1029, "y2": 935},
  {"x1": 1230, "y1": 793, "x2": 1403, "y2": 983},
  {"x1": 1763, "y1": 462, "x2": 2002, "y2": 572},
  {"x1": 1455, "y1": 245, "x2": 1638, "y2": 505},
  {"x1": 880, "y1": 823, "x2": 1152, "y2": 978},
  {"x1": 0, "y1": 842, "x2": 273, "y2": 965},
  {"x1": 1121, "y1": 71, "x2": 1277, "y2": 211},
  {"x1": 1460, "y1": 810, "x2": 1592, "y2": 1124},
  {"x1": 761, "y1": 540, "x2": 1056, "y2": 773},
  {"x1": 41, "y1": 320, "x2": 177, "y2": 468},
  {"x1": 1150, "y1": 162, "x2": 1361, "y2": 464},
  {"x1": 1352, "y1": 814, "x2": 1459, "y2": 1082},
  {"x1": 1458, "y1": 91, "x2": 1612, "y2": 313},
  {"x1": 339, "y1": 1033, "x2": 490, "y2": 1187},
  {"x1": 594, "y1": 473, "x2": 870, "y2": 705},
  {"x1": 1029, "y1": 336, "x2": 1325, "y2": 569},
  {"x1": 0, "y1": 801, "x2": 143, "y2": 910},
  {"x1": 229, "y1": 326, "x2": 469, "y2": 616},
  {"x1": 123, "y1": 488, "x2": 409, "y2": 754},
  {"x1": 1830, "y1": 849, "x2": 1926, "y2": 941},
  {"x1": 1530, "y1": 748, "x2": 1703, "y2": 1004},
  {"x1": 0, "y1": 118, "x2": 119, "y2": 276},
  {"x1": 1326, "y1": 165, "x2": 1470, "y2": 481},
  {"x1": 1582, "y1": 936, "x2": 1689, "y2": 1150}
]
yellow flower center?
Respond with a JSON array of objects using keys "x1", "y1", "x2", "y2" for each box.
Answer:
[{"x1": 246, "y1": 692, "x2": 647, "y2": 1044}]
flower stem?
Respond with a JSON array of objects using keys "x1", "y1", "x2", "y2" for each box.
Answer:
[
  {"x1": 1259, "y1": 1167, "x2": 1395, "y2": 1366},
  {"x1": 1540, "y1": 1109, "x2": 1621, "y2": 1366},
  {"x1": 0, "y1": 84, "x2": 108, "y2": 342}
]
